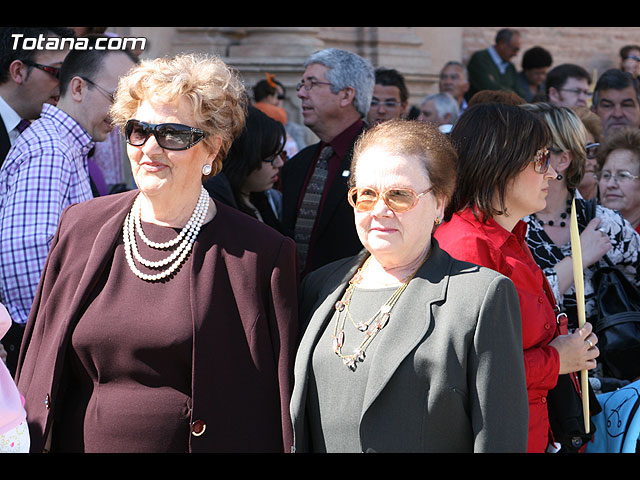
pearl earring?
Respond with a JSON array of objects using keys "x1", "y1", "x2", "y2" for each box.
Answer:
[{"x1": 202, "y1": 164, "x2": 212, "y2": 176}]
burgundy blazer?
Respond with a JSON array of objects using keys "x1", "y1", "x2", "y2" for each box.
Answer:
[{"x1": 15, "y1": 190, "x2": 299, "y2": 453}]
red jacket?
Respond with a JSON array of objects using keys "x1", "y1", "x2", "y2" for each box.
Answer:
[{"x1": 435, "y1": 208, "x2": 560, "y2": 452}]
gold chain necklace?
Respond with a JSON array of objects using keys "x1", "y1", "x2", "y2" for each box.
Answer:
[{"x1": 331, "y1": 246, "x2": 432, "y2": 371}]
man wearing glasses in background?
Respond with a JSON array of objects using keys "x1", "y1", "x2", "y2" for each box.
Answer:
[
  {"x1": 545, "y1": 63, "x2": 593, "y2": 108},
  {"x1": 366, "y1": 67, "x2": 409, "y2": 126},
  {"x1": 0, "y1": 35, "x2": 137, "y2": 375},
  {"x1": 281, "y1": 48, "x2": 374, "y2": 278},
  {"x1": 0, "y1": 27, "x2": 76, "y2": 168}
]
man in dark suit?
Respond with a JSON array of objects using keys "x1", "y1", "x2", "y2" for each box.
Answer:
[
  {"x1": 465, "y1": 28, "x2": 524, "y2": 101},
  {"x1": 281, "y1": 48, "x2": 374, "y2": 277},
  {"x1": 0, "y1": 27, "x2": 75, "y2": 167}
]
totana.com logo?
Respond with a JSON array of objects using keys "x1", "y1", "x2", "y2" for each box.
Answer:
[{"x1": 11, "y1": 34, "x2": 146, "y2": 52}]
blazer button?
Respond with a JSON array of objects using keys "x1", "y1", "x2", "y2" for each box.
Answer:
[{"x1": 191, "y1": 420, "x2": 206, "y2": 437}]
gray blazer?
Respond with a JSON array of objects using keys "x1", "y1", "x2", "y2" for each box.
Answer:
[{"x1": 290, "y1": 241, "x2": 529, "y2": 452}]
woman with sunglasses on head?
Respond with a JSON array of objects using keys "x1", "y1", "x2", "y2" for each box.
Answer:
[
  {"x1": 15, "y1": 54, "x2": 299, "y2": 453},
  {"x1": 520, "y1": 104, "x2": 640, "y2": 392},
  {"x1": 290, "y1": 119, "x2": 529, "y2": 453},
  {"x1": 204, "y1": 106, "x2": 286, "y2": 233},
  {"x1": 434, "y1": 102, "x2": 599, "y2": 453}
]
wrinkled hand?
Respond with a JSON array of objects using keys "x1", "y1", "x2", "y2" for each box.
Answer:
[
  {"x1": 580, "y1": 218, "x2": 612, "y2": 268},
  {"x1": 549, "y1": 321, "x2": 599, "y2": 375}
]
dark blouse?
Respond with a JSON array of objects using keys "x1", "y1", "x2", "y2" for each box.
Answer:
[
  {"x1": 524, "y1": 195, "x2": 640, "y2": 330},
  {"x1": 51, "y1": 219, "x2": 207, "y2": 453}
]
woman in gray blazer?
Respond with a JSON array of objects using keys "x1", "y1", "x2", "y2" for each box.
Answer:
[{"x1": 290, "y1": 119, "x2": 529, "y2": 453}]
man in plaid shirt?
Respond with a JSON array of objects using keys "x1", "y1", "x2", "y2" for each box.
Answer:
[{"x1": 0, "y1": 37, "x2": 136, "y2": 374}]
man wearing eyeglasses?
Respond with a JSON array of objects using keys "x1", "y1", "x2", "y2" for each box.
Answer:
[
  {"x1": 545, "y1": 63, "x2": 593, "y2": 108},
  {"x1": 366, "y1": 68, "x2": 409, "y2": 126},
  {"x1": 0, "y1": 35, "x2": 137, "y2": 375},
  {"x1": 592, "y1": 68, "x2": 640, "y2": 138},
  {"x1": 281, "y1": 48, "x2": 374, "y2": 277},
  {"x1": 0, "y1": 27, "x2": 76, "y2": 169}
]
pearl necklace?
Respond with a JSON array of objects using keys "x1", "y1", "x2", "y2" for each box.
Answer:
[{"x1": 123, "y1": 186, "x2": 209, "y2": 282}]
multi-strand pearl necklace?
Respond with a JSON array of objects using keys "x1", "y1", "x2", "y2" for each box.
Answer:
[{"x1": 123, "y1": 186, "x2": 209, "y2": 282}]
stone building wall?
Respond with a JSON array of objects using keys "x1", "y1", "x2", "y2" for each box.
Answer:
[{"x1": 110, "y1": 26, "x2": 640, "y2": 145}]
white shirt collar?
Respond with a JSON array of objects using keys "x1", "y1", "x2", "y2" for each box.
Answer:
[{"x1": 0, "y1": 94, "x2": 23, "y2": 144}]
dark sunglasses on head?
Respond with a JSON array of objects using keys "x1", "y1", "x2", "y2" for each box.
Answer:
[
  {"x1": 23, "y1": 60, "x2": 60, "y2": 79},
  {"x1": 586, "y1": 142, "x2": 599, "y2": 159},
  {"x1": 125, "y1": 119, "x2": 207, "y2": 151}
]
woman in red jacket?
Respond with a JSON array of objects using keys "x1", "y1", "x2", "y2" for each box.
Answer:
[{"x1": 435, "y1": 103, "x2": 599, "y2": 453}]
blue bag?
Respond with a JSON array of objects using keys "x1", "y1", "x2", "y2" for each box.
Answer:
[{"x1": 586, "y1": 379, "x2": 640, "y2": 453}]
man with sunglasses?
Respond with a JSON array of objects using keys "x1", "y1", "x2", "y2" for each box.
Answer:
[
  {"x1": 281, "y1": 48, "x2": 374, "y2": 277},
  {"x1": 0, "y1": 27, "x2": 76, "y2": 169},
  {"x1": 0, "y1": 35, "x2": 137, "y2": 375}
]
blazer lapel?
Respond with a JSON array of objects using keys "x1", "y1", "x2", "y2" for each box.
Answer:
[
  {"x1": 360, "y1": 242, "x2": 452, "y2": 414},
  {"x1": 62, "y1": 192, "x2": 137, "y2": 330}
]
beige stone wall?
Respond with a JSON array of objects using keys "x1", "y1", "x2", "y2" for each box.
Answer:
[{"x1": 110, "y1": 26, "x2": 640, "y2": 133}]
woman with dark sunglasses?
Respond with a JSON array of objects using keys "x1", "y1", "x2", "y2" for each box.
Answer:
[
  {"x1": 435, "y1": 102, "x2": 600, "y2": 453},
  {"x1": 290, "y1": 119, "x2": 529, "y2": 452},
  {"x1": 521, "y1": 103, "x2": 640, "y2": 390},
  {"x1": 16, "y1": 54, "x2": 299, "y2": 453},
  {"x1": 204, "y1": 106, "x2": 287, "y2": 233}
]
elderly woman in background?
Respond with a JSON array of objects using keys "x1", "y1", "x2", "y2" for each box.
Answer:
[
  {"x1": 290, "y1": 119, "x2": 529, "y2": 453},
  {"x1": 205, "y1": 106, "x2": 287, "y2": 233},
  {"x1": 435, "y1": 103, "x2": 599, "y2": 453},
  {"x1": 520, "y1": 103, "x2": 639, "y2": 392},
  {"x1": 597, "y1": 127, "x2": 640, "y2": 235},
  {"x1": 572, "y1": 106, "x2": 603, "y2": 200},
  {"x1": 15, "y1": 54, "x2": 299, "y2": 453}
]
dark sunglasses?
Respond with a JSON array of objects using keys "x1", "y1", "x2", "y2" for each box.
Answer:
[
  {"x1": 125, "y1": 119, "x2": 207, "y2": 151},
  {"x1": 23, "y1": 60, "x2": 60, "y2": 79}
]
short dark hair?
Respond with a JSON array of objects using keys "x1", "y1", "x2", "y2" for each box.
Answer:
[
  {"x1": 619, "y1": 45, "x2": 640, "y2": 60},
  {"x1": 374, "y1": 67, "x2": 409, "y2": 104},
  {"x1": 545, "y1": 63, "x2": 592, "y2": 95},
  {"x1": 495, "y1": 28, "x2": 519, "y2": 45},
  {"x1": 522, "y1": 46, "x2": 553, "y2": 70},
  {"x1": 593, "y1": 68, "x2": 640, "y2": 105},
  {"x1": 0, "y1": 27, "x2": 76, "y2": 84},
  {"x1": 58, "y1": 34, "x2": 138, "y2": 98},
  {"x1": 446, "y1": 103, "x2": 551, "y2": 221},
  {"x1": 253, "y1": 78, "x2": 277, "y2": 103}
]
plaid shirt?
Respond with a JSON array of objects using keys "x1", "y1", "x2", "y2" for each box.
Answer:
[{"x1": 0, "y1": 103, "x2": 94, "y2": 324}]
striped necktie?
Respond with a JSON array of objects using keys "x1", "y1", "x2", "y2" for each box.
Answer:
[{"x1": 294, "y1": 144, "x2": 334, "y2": 271}]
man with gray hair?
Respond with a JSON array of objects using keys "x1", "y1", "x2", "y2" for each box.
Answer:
[
  {"x1": 417, "y1": 92, "x2": 460, "y2": 133},
  {"x1": 282, "y1": 48, "x2": 374, "y2": 276}
]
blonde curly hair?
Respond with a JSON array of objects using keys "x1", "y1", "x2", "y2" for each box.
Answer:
[{"x1": 110, "y1": 53, "x2": 248, "y2": 176}]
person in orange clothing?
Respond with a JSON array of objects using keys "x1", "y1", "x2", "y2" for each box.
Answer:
[{"x1": 435, "y1": 102, "x2": 600, "y2": 453}]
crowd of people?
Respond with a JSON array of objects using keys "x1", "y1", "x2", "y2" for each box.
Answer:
[{"x1": 0, "y1": 26, "x2": 639, "y2": 453}]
